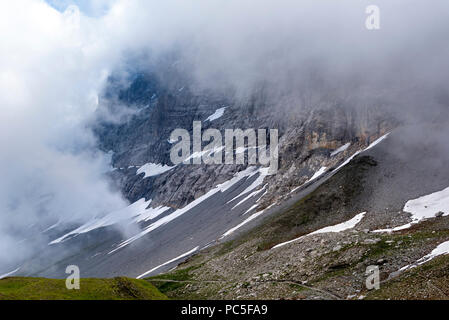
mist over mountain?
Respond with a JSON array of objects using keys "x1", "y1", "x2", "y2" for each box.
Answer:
[{"x1": 1, "y1": 1, "x2": 449, "y2": 299}]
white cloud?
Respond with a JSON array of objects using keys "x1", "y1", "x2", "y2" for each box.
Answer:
[{"x1": 0, "y1": 0, "x2": 126, "y2": 270}]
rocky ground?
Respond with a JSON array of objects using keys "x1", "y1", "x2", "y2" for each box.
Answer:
[
  {"x1": 146, "y1": 131, "x2": 449, "y2": 300},
  {"x1": 148, "y1": 216, "x2": 449, "y2": 300}
]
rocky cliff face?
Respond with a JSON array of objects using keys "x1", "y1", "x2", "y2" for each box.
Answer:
[{"x1": 94, "y1": 68, "x2": 396, "y2": 211}]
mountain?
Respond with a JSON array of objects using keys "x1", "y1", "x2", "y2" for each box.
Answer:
[{"x1": 8, "y1": 67, "x2": 449, "y2": 300}]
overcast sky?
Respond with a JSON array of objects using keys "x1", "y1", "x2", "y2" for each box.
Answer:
[{"x1": 45, "y1": 0, "x2": 111, "y2": 16}]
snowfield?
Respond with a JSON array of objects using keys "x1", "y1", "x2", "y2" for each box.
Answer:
[{"x1": 374, "y1": 185, "x2": 449, "y2": 233}]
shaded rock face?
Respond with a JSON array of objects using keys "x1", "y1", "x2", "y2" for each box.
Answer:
[{"x1": 94, "y1": 68, "x2": 396, "y2": 210}]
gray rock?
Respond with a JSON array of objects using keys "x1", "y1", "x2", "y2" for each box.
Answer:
[
  {"x1": 435, "y1": 211, "x2": 444, "y2": 218},
  {"x1": 363, "y1": 238, "x2": 381, "y2": 245},
  {"x1": 332, "y1": 245, "x2": 343, "y2": 252}
]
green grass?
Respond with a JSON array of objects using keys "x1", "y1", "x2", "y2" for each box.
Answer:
[{"x1": 0, "y1": 277, "x2": 167, "y2": 300}]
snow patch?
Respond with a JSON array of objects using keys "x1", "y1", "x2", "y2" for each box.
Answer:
[
  {"x1": 205, "y1": 107, "x2": 227, "y2": 122},
  {"x1": 365, "y1": 133, "x2": 390, "y2": 151},
  {"x1": 289, "y1": 166, "x2": 329, "y2": 193},
  {"x1": 307, "y1": 167, "x2": 327, "y2": 183},
  {"x1": 309, "y1": 212, "x2": 366, "y2": 234},
  {"x1": 418, "y1": 240, "x2": 449, "y2": 264},
  {"x1": 221, "y1": 203, "x2": 276, "y2": 239},
  {"x1": 335, "y1": 133, "x2": 390, "y2": 172},
  {"x1": 184, "y1": 146, "x2": 224, "y2": 163},
  {"x1": 243, "y1": 203, "x2": 259, "y2": 215},
  {"x1": 331, "y1": 143, "x2": 350, "y2": 156},
  {"x1": 334, "y1": 150, "x2": 361, "y2": 172},
  {"x1": 404, "y1": 187, "x2": 449, "y2": 221},
  {"x1": 228, "y1": 167, "x2": 269, "y2": 206},
  {"x1": 136, "y1": 246, "x2": 199, "y2": 279},
  {"x1": 290, "y1": 183, "x2": 306, "y2": 194},
  {"x1": 42, "y1": 221, "x2": 61, "y2": 233},
  {"x1": 137, "y1": 163, "x2": 174, "y2": 178},
  {"x1": 231, "y1": 185, "x2": 267, "y2": 210},
  {"x1": 373, "y1": 186, "x2": 449, "y2": 233},
  {"x1": 272, "y1": 212, "x2": 366, "y2": 249},
  {"x1": 398, "y1": 240, "x2": 449, "y2": 273}
]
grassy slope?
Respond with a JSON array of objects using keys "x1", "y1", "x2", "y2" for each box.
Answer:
[{"x1": 0, "y1": 277, "x2": 167, "y2": 300}]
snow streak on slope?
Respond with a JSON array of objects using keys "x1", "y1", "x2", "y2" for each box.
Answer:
[
  {"x1": 232, "y1": 185, "x2": 267, "y2": 210},
  {"x1": 109, "y1": 167, "x2": 261, "y2": 254},
  {"x1": 365, "y1": 133, "x2": 390, "y2": 151},
  {"x1": 289, "y1": 135, "x2": 388, "y2": 195},
  {"x1": 50, "y1": 199, "x2": 171, "y2": 244},
  {"x1": 221, "y1": 203, "x2": 276, "y2": 239},
  {"x1": 0, "y1": 267, "x2": 20, "y2": 279},
  {"x1": 334, "y1": 133, "x2": 390, "y2": 172},
  {"x1": 374, "y1": 185, "x2": 449, "y2": 233},
  {"x1": 136, "y1": 246, "x2": 199, "y2": 279},
  {"x1": 307, "y1": 167, "x2": 327, "y2": 183},
  {"x1": 290, "y1": 184, "x2": 303, "y2": 194},
  {"x1": 272, "y1": 212, "x2": 366, "y2": 249},
  {"x1": 309, "y1": 212, "x2": 366, "y2": 234},
  {"x1": 335, "y1": 150, "x2": 362, "y2": 172},
  {"x1": 42, "y1": 221, "x2": 61, "y2": 233},
  {"x1": 205, "y1": 107, "x2": 227, "y2": 122},
  {"x1": 398, "y1": 240, "x2": 449, "y2": 273},
  {"x1": 184, "y1": 146, "x2": 225, "y2": 162},
  {"x1": 228, "y1": 167, "x2": 269, "y2": 207},
  {"x1": 417, "y1": 241, "x2": 449, "y2": 265},
  {"x1": 137, "y1": 163, "x2": 175, "y2": 178},
  {"x1": 372, "y1": 222, "x2": 412, "y2": 234},
  {"x1": 331, "y1": 143, "x2": 350, "y2": 156}
]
